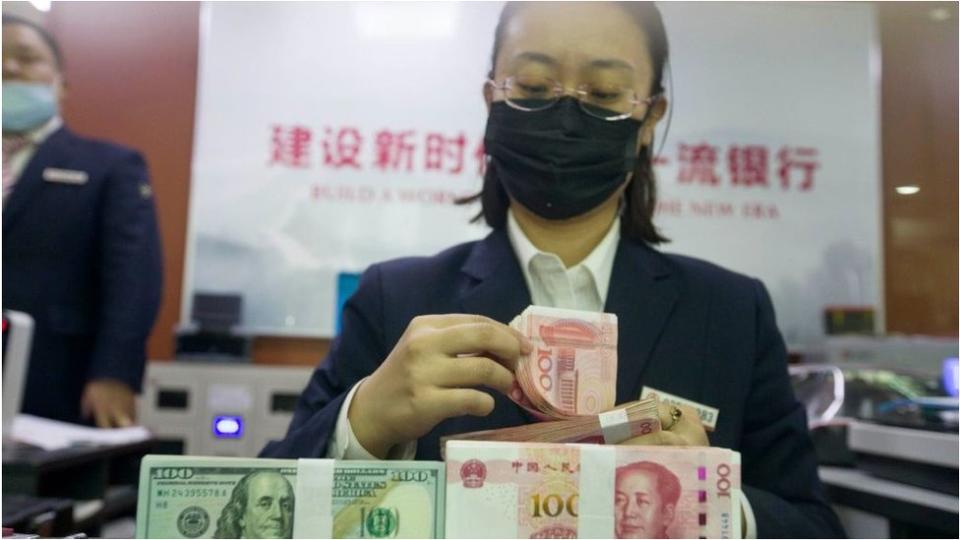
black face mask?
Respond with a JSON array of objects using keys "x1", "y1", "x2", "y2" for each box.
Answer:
[{"x1": 483, "y1": 97, "x2": 643, "y2": 220}]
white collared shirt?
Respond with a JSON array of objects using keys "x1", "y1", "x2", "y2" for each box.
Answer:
[{"x1": 506, "y1": 208, "x2": 619, "y2": 312}]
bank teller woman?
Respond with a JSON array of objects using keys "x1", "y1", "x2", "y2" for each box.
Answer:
[{"x1": 263, "y1": 2, "x2": 845, "y2": 537}]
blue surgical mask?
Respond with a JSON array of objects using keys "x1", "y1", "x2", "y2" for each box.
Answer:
[{"x1": 3, "y1": 81, "x2": 59, "y2": 134}]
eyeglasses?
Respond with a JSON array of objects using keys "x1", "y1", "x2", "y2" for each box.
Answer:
[{"x1": 486, "y1": 75, "x2": 659, "y2": 121}]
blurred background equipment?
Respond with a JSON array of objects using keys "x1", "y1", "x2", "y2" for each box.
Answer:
[
  {"x1": 2, "y1": 310, "x2": 34, "y2": 440},
  {"x1": 173, "y1": 292, "x2": 250, "y2": 363},
  {"x1": 811, "y1": 334, "x2": 958, "y2": 377},
  {"x1": 790, "y1": 335, "x2": 959, "y2": 538},
  {"x1": 791, "y1": 364, "x2": 846, "y2": 428},
  {"x1": 136, "y1": 361, "x2": 311, "y2": 457},
  {"x1": 824, "y1": 306, "x2": 876, "y2": 336}
]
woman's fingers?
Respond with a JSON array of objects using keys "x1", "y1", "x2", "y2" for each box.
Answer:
[
  {"x1": 433, "y1": 388, "x2": 497, "y2": 418},
  {"x1": 671, "y1": 404, "x2": 709, "y2": 445},
  {"x1": 653, "y1": 398, "x2": 700, "y2": 431},
  {"x1": 619, "y1": 399, "x2": 707, "y2": 446},
  {"x1": 414, "y1": 313, "x2": 530, "y2": 350},
  {"x1": 432, "y1": 322, "x2": 529, "y2": 371},
  {"x1": 435, "y1": 356, "x2": 516, "y2": 395},
  {"x1": 621, "y1": 429, "x2": 686, "y2": 446},
  {"x1": 413, "y1": 313, "x2": 500, "y2": 329},
  {"x1": 653, "y1": 398, "x2": 680, "y2": 429}
]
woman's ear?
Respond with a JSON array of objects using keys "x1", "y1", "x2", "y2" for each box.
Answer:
[
  {"x1": 482, "y1": 81, "x2": 493, "y2": 112},
  {"x1": 639, "y1": 96, "x2": 668, "y2": 147}
]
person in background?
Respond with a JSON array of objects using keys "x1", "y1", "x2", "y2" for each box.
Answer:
[{"x1": 2, "y1": 14, "x2": 163, "y2": 427}]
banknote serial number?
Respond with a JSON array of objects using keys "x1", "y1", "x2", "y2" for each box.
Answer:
[
  {"x1": 154, "y1": 488, "x2": 229, "y2": 499},
  {"x1": 720, "y1": 512, "x2": 732, "y2": 539}
]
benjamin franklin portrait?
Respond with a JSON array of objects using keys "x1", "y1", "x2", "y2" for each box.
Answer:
[{"x1": 214, "y1": 470, "x2": 295, "y2": 539}]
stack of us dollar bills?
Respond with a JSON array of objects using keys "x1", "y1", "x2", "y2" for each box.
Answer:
[{"x1": 136, "y1": 456, "x2": 445, "y2": 539}]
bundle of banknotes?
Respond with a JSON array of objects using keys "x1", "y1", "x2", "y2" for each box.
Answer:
[
  {"x1": 136, "y1": 456, "x2": 445, "y2": 538},
  {"x1": 461, "y1": 305, "x2": 662, "y2": 446},
  {"x1": 444, "y1": 399, "x2": 660, "y2": 447},
  {"x1": 445, "y1": 440, "x2": 742, "y2": 539},
  {"x1": 137, "y1": 442, "x2": 743, "y2": 539},
  {"x1": 508, "y1": 306, "x2": 619, "y2": 420}
]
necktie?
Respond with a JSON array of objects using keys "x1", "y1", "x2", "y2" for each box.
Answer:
[{"x1": 3, "y1": 135, "x2": 32, "y2": 202}]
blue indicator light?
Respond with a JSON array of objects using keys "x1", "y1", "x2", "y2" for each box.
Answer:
[
  {"x1": 213, "y1": 415, "x2": 244, "y2": 438},
  {"x1": 943, "y1": 358, "x2": 959, "y2": 398}
]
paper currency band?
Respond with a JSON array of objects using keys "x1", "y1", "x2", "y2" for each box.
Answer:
[
  {"x1": 598, "y1": 408, "x2": 632, "y2": 444},
  {"x1": 293, "y1": 458, "x2": 335, "y2": 537}
]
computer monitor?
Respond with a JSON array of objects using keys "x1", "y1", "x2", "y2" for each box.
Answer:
[
  {"x1": 191, "y1": 292, "x2": 243, "y2": 333},
  {"x1": 2, "y1": 310, "x2": 34, "y2": 439}
]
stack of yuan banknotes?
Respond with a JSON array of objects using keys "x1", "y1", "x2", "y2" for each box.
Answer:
[
  {"x1": 453, "y1": 306, "x2": 661, "y2": 445},
  {"x1": 445, "y1": 440, "x2": 742, "y2": 539}
]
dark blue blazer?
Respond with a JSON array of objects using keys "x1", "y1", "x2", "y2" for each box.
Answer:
[
  {"x1": 2, "y1": 127, "x2": 163, "y2": 424},
  {"x1": 262, "y1": 229, "x2": 844, "y2": 538}
]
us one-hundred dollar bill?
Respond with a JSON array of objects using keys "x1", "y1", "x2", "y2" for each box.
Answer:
[{"x1": 136, "y1": 456, "x2": 445, "y2": 539}]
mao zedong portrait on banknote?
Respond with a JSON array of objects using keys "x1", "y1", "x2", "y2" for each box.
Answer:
[
  {"x1": 213, "y1": 470, "x2": 295, "y2": 539},
  {"x1": 614, "y1": 461, "x2": 680, "y2": 539}
]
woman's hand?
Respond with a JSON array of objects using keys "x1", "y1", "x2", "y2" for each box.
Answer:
[
  {"x1": 622, "y1": 398, "x2": 709, "y2": 447},
  {"x1": 348, "y1": 314, "x2": 532, "y2": 458}
]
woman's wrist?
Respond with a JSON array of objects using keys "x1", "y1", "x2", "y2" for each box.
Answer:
[{"x1": 347, "y1": 379, "x2": 396, "y2": 459}]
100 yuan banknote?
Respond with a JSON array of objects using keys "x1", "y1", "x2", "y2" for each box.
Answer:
[
  {"x1": 445, "y1": 441, "x2": 741, "y2": 539},
  {"x1": 511, "y1": 306, "x2": 618, "y2": 418}
]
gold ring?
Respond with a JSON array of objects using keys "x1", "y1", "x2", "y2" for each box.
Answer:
[{"x1": 663, "y1": 406, "x2": 682, "y2": 430}]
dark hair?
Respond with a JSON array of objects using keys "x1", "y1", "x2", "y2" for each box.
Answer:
[
  {"x1": 2, "y1": 14, "x2": 64, "y2": 70},
  {"x1": 616, "y1": 460, "x2": 682, "y2": 508},
  {"x1": 459, "y1": 1, "x2": 669, "y2": 244}
]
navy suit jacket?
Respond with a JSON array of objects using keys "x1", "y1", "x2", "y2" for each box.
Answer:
[
  {"x1": 262, "y1": 229, "x2": 844, "y2": 538},
  {"x1": 2, "y1": 127, "x2": 163, "y2": 424}
]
